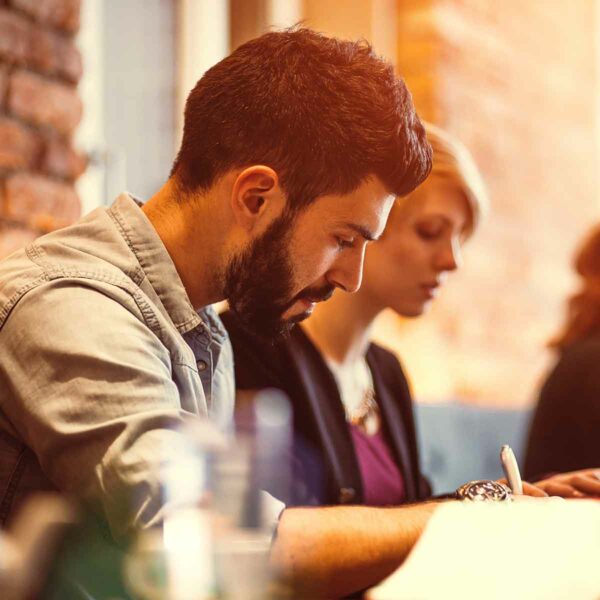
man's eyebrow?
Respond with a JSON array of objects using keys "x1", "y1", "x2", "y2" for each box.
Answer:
[{"x1": 344, "y1": 223, "x2": 380, "y2": 242}]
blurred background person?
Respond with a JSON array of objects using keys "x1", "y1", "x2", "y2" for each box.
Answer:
[{"x1": 525, "y1": 225, "x2": 600, "y2": 485}]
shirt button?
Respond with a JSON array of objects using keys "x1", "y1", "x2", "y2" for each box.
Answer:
[
  {"x1": 197, "y1": 360, "x2": 208, "y2": 371},
  {"x1": 339, "y1": 487, "x2": 356, "y2": 504},
  {"x1": 211, "y1": 325, "x2": 219, "y2": 333}
]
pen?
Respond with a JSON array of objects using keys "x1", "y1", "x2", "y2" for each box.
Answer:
[{"x1": 500, "y1": 444, "x2": 523, "y2": 495}]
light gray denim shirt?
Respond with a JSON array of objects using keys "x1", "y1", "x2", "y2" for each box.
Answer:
[{"x1": 0, "y1": 193, "x2": 235, "y2": 539}]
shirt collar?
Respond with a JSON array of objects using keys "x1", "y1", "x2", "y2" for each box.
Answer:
[{"x1": 110, "y1": 192, "x2": 204, "y2": 335}]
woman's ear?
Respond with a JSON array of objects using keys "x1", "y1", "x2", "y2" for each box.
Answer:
[{"x1": 230, "y1": 166, "x2": 284, "y2": 232}]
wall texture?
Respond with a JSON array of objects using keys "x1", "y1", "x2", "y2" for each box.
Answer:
[
  {"x1": 0, "y1": 0, "x2": 84, "y2": 259},
  {"x1": 373, "y1": 0, "x2": 600, "y2": 407}
]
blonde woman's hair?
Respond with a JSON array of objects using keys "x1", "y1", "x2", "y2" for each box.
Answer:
[{"x1": 421, "y1": 122, "x2": 489, "y2": 237}]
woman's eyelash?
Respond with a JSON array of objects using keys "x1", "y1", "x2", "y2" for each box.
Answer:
[{"x1": 417, "y1": 228, "x2": 441, "y2": 239}]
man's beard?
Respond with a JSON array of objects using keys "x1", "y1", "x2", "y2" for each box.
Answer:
[{"x1": 223, "y1": 211, "x2": 334, "y2": 341}]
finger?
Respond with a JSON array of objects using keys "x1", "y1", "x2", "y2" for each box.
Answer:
[
  {"x1": 538, "y1": 482, "x2": 585, "y2": 498},
  {"x1": 559, "y1": 468, "x2": 600, "y2": 480},
  {"x1": 521, "y1": 482, "x2": 548, "y2": 497},
  {"x1": 569, "y1": 475, "x2": 600, "y2": 496}
]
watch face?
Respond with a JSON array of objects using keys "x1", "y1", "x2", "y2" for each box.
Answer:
[{"x1": 459, "y1": 480, "x2": 512, "y2": 502}]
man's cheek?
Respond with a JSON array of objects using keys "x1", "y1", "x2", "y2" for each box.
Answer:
[
  {"x1": 295, "y1": 259, "x2": 327, "y2": 293},
  {"x1": 310, "y1": 245, "x2": 339, "y2": 274}
]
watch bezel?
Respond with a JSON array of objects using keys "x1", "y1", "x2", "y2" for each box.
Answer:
[{"x1": 455, "y1": 479, "x2": 513, "y2": 502}]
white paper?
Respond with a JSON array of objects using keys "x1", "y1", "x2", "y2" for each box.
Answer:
[{"x1": 368, "y1": 499, "x2": 600, "y2": 600}]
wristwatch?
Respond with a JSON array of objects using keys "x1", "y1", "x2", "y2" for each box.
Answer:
[{"x1": 454, "y1": 480, "x2": 513, "y2": 502}]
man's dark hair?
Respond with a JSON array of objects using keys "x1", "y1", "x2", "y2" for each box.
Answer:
[{"x1": 171, "y1": 27, "x2": 431, "y2": 209}]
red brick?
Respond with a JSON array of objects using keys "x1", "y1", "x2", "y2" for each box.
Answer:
[
  {"x1": 29, "y1": 26, "x2": 83, "y2": 83},
  {"x1": 0, "y1": 64, "x2": 7, "y2": 107},
  {"x1": 56, "y1": 38, "x2": 82, "y2": 83},
  {"x1": 3, "y1": 173, "x2": 81, "y2": 230},
  {"x1": 0, "y1": 117, "x2": 41, "y2": 170},
  {"x1": 8, "y1": 70, "x2": 82, "y2": 135},
  {"x1": 42, "y1": 136, "x2": 86, "y2": 180},
  {"x1": 0, "y1": 221, "x2": 37, "y2": 259},
  {"x1": 9, "y1": 0, "x2": 81, "y2": 33},
  {"x1": 0, "y1": 9, "x2": 82, "y2": 82},
  {"x1": 0, "y1": 8, "x2": 30, "y2": 64}
]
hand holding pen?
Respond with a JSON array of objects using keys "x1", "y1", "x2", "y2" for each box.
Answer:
[
  {"x1": 499, "y1": 445, "x2": 548, "y2": 497},
  {"x1": 499, "y1": 444, "x2": 600, "y2": 498}
]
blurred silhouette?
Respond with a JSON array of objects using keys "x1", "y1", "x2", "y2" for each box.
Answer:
[{"x1": 525, "y1": 224, "x2": 600, "y2": 478}]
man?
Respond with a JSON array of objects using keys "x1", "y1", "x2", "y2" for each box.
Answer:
[{"x1": 0, "y1": 28, "x2": 431, "y2": 596}]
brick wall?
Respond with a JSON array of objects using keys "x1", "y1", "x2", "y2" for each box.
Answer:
[
  {"x1": 0, "y1": 0, "x2": 84, "y2": 259},
  {"x1": 373, "y1": 0, "x2": 599, "y2": 408}
]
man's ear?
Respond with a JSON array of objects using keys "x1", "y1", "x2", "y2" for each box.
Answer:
[{"x1": 230, "y1": 166, "x2": 284, "y2": 232}]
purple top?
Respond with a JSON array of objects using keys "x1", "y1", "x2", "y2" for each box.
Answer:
[{"x1": 349, "y1": 425, "x2": 405, "y2": 506}]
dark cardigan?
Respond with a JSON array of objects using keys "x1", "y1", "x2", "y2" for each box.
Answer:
[
  {"x1": 525, "y1": 336, "x2": 600, "y2": 480},
  {"x1": 221, "y1": 310, "x2": 430, "y2": 507}
]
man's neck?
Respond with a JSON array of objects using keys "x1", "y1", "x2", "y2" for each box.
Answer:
[{"x1": 143, "y1": 180, "x2": 224, "y2": 310}]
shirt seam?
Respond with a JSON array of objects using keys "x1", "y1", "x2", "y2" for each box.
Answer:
[{"x1": 0, "y1": 265, "x2": 165, "y2": 345}]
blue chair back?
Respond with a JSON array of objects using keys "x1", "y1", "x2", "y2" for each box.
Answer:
[{"x1": 414, "y1": 403, "x2": 532, "y2": 494}]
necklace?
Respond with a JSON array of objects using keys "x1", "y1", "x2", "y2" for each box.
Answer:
[{"x1": 325, "y1": 356, "x2": 380, "y2": 436}]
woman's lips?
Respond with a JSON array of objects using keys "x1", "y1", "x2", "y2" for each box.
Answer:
[{"x1": 421, "y1": 283, "x2": 440, "y2": 299}]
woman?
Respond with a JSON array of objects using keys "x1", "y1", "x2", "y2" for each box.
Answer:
[
  {"x1": 525, "y1": 224, "x2": 600, "y2": 489},
  {"x1": 223, "y1": 124, "x2": 598, "y2": 506},
  {"x1": 294, "y1": 123, "x2": 483, "y2": 505}
]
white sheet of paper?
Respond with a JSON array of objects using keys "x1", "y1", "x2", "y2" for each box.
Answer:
[{"x1": 367, "y1": 499, "x2": 600, "y2": 600}]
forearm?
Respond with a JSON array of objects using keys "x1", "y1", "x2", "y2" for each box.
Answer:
[{"x1": 271, "y1": 501, "x2": 441, "y2": 598}]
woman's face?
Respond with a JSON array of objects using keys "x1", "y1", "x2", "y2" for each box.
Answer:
[{"x1": 361, "y1": 177, "x2": 471, "y2": 318}]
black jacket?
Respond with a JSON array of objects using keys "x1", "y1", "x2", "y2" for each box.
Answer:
[
  {"x1": 221, "y1": 311, "x2": 430, "y2": 506},
  {"x1": 525, "y1": 336, "x2": 600, "y2": 479}
]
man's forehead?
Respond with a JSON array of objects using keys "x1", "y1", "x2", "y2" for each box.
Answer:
[
  {"x1": 334, "y1": 221, "x2": 380, "y2": 242},
  {"x1": 329, "y1": 196, "x2": 394, "y2": 232},
  {"x1": 302, "y1": 185, "x2": 394, "y2": 230}
]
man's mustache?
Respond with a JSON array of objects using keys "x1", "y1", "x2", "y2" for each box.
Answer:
[
  {"x1": 296, "y1": 284, "x2": 335, "y2": 304},
  {"x1": 277, "y1": 284, "x2": 335, "y2": 314}
]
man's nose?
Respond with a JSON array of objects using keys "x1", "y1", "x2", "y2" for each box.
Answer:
[{"x1": 326, "y1": 247, "x2": 366, "y2": 294}]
